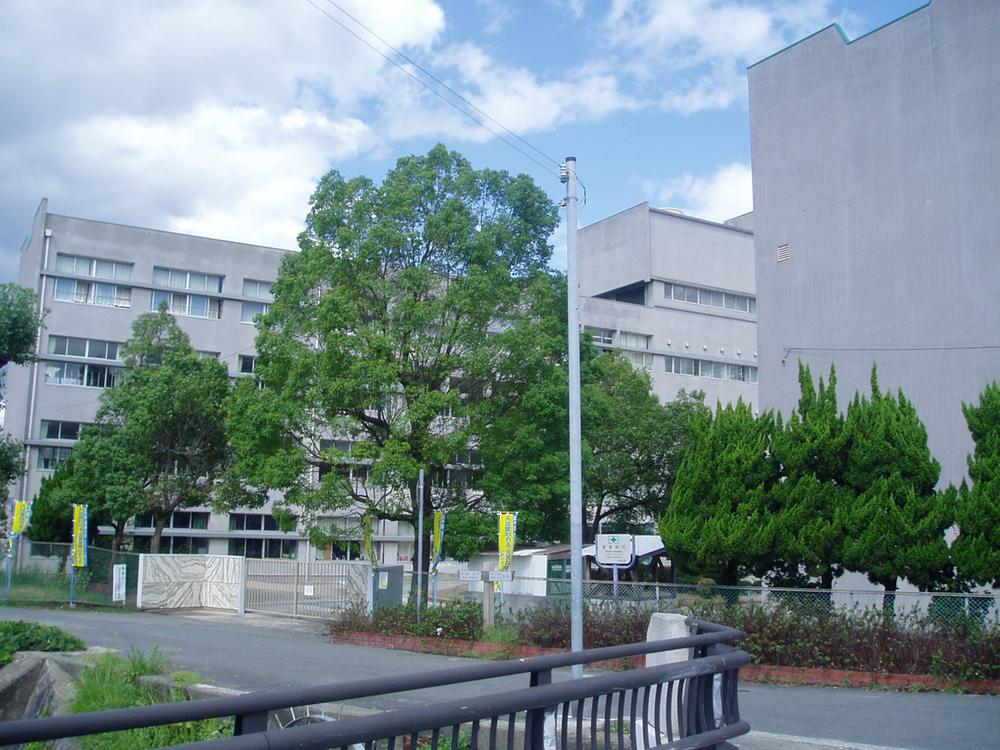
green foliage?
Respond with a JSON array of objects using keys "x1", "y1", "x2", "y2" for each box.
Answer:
[
  {"x1": 769, "y1": 364, "x2": 849, "y2": 588},
  {"x1": 952, "y1": 382, "x2": 1000, "y2": 586},
  {"x1": 68, "y1": 308, "x2": 233, "y2": 552},
  {"x1": 0, "y1": 620, "x2": 85, "y2": 666},
  {"x1": 225, "y1": 145, "x2": 560, "y2": 565},
  {"x1": 332, "y1": 599, "x2": 484, "y2": 641},
  {"x1": 660, "y1": 400, "x2": 780, "y2": 584},
  {"x1": 69, "y1": 650, "x2": 230, "y2": 749},
  {"x1": 439, "y1": 508, "x2": 496, "y2": 561},
  {"x1": 839, "y1": 367, "x2": 952, "y2": 592},
  {"x1": 0, "y1": 283, "x2": 40, "y2": 370},
  {"x1": 0, "y1": 437, "x2": 23, "y2": 494},
  {"x1": 23, "y1": 461, "x2": 103, "y2": 543}
]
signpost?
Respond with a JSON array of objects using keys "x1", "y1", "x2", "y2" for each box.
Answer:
[
  {"x1": 112, "y1": 564, "x2": 127, "y2": 604},
  {"x1": 595, "y1": 533, "x2": 635, "y2": 600},
  {"x1": 70, "y1": 504, "x2": 88, "y2": 607},
  {"x1": 460, "y1": 569, "x2": 515, "y2": 630}
]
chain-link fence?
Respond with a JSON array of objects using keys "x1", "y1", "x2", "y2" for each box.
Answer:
[
  {"x1": 409, "y1": 571, "x2": 1000, "y2": 629},
  {"x1": 3, "y1": 540, "x2": 140, "y2": 608}
]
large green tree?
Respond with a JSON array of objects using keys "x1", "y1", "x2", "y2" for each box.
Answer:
[
  {"x1": 78, "y1": 308, "x2": 232, "y2": 552},
  {"x1": 225, "y1": 145, "x2": 560, "y2": 575},
  {"x1": 660, "y1": 400, "x2": 781, "y2": 585},
  {"x1": 838, "y1": 367, "x2": 953, "y2": 601},
  {"x1": 1, "y1": 283, "x2": 42, "y2": 492},
  {"x1": 769, "y1": 363, "x2": 849, "y2": 588},
  {"x1": 951, "y1": 381, "x2": 1000, "y2": 586}
]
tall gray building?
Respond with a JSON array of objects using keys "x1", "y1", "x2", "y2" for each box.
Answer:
[
  {"x1": 579, "y1": 203, "x2": 758, "y2": 410},
  {"x1": 5, "y1": 199, "x2": 414, "y2": 562},
  {"x1": 748, "y1": 0, "x2": 1000, "y2": 487}
]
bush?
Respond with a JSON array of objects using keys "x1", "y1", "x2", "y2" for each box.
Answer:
[
  {"x1": 0, "y1": 620, "x2": 85, "y2": 666},
  {"x1": 513, "y1": 601, "x2": 657, "y2": 650},
  {"x1": 332, "y1": 600, "x2": 484, "y2": 641}
]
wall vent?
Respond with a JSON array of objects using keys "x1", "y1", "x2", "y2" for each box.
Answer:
[{"x1": 776, "y1": 243, "x2": 790, "y2": 262}]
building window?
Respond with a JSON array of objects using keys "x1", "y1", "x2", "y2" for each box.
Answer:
[
  {"x1": 619, "y1": 331, "x2": 650, "y2": 350},
  {"x1": 40, "y1": 420, "x2": 84, "y2": 441},
  {"x1": 37, "y1": 446, "x2": 72, "y2": 470},
  {"x1": 228, "y1": 538, "x2": 296, "y2": 559},
  {"x1": 664, "y1": 282, "x2": 755, "y2": 315},
  {"x1": 169, "y1": 536, "x2": 209, "y2": 554},
  {"x1": 243, "y1": 279, "x2": 273, "y2": 299},
  {"x1": 152, "y1": 267, "x2": 223, "y2": 293},
  {"x1": 197, "y1": 351, "x2": 220, "y2": 359},
  {"x1": 151, "y1": 290, "x2": 222, "y2": 319},
  {"x1": 238, "y1": 355, "x2": 256, "y2": 374},
  {"x1": 44, "y1": 361, "x2": 122, "y2": 388},
  {"x1": 53, "y1": 278, "x2": 132, "y2": 308},
  {"x1": 132, "y1": 511, "x2": 209, "y2": 529},
  {"x1": 665, "y1": 356, "x2": 757, "y2": 383},
  {"x1": 621, "y1": 350, "x2": 654, "y2": 370},
  {"x1": 240, "y1": 301, "x2": 269, "y2": 323},
  {"x1": 48, "y1": 335, "x2": 119, "y2": 360},
  {"x1": 228, "y1": 513, "x2": 281, "y2": 532},
  {"x1": 586, "y1": 327, "x2": 614, "y2": 347},
  {"x1": 55, "y1": 253, "x2": 133, "y2": 281}
]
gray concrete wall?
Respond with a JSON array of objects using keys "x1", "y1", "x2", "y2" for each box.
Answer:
[{"x1": 748, "y1": 0, "x2": 1000, "y2": 486}]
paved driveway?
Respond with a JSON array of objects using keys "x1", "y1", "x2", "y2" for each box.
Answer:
[{"x1": 3, "y1": 607, "x2": 998, "y2": 749}]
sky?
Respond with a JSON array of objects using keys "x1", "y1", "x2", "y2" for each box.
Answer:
[{"x1": 0, "y1": 0, "x2": 926, "y2": 281}]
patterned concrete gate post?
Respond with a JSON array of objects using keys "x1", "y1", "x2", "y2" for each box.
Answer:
[{"x1": 237, "y1": 556, "x2": 247, "y2": 615}]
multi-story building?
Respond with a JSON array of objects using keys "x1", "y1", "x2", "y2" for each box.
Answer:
[
  {"x1": 748, "y1": 0, "x2": 1000, "y2": 487},
  {"x1": 579, "y1": 203, "x2": 758, "y2": 410},
  {"x1": 5, "y1": 199, "x2": 411, "y2": 562}
]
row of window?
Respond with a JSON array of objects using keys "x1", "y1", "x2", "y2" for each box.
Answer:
[
  {"x1": 665, "y1": 355, "x2": 758, "y2": 382},
  {"x1": 151, "y1": 290, "x2": 223, "y2": 319},
  {"x1": 131, "y1": 536, "x2": 298, "y2": 558},
  {"x1": 229, "y1": 513, "x2": 284, "y2": 531},
  {"x1": 37, "y1": 446, "x2": 72, "y2": 470},
  {"x1": 664, "y1": 282, "x2": 756, "y2": 314},
  {"x1": 152, "y1": 267, "x2": 223, "y2": 294},
  {"x1": 587, "y1": 328, "x2": 652, "y2": 350},
  {"x1": 44, "y1": 361, "x2": 122, "y2": 388},
  {"x1": 54, "y1": 278, "x2": 132, "y2": 308},
  {"x1": 48, "y1": 335, "x2": 120, "y2": 360},
  {"x1": 133, "y1": 511, "x2": 210, "y2": 529},
  {"x1": 56, "y1": 253, "x2": 133, "y2": 281}
]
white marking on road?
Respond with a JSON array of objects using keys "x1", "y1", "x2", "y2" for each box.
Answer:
[{"x1": 748, "y1": 731, "x2": 918, "y2": 750}]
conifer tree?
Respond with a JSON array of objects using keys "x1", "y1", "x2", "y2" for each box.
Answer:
[
  {"x1": 660, "y1": 400, "x2": 780, "y2": 585},
  {"x1": 770, "y1": 363, "x2": 849, "y2": 588},
  {"x1": 951, "y1": 382, "x2": 1000, "y2": 586},
  {"x1": 839, "y1": 367, "x2": 952, "y2": 608}
]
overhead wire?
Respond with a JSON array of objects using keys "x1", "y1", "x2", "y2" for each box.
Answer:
[{"x1": 304, "y1": 0, "x2": 562, "y2": 181}]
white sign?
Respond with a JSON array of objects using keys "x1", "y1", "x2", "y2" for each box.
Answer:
[
  {"x1": 487, "y1": 570, "x2": 514, "y2": 583},
  {"x1": 378, "y1": 571, "x2": 389, "y2": 590},
  {"x1": 459, "y1": 569, "x2": 482, "y2": 582},
  {"x1": 112, "y1": 564, "x2": 127, "y2": 603},
  {"x1": 595, "y1": 534, "x2": 634, "y2": 566},
  {"x1": 303, "y1": 584, "x2": 315, "y2": 597}
]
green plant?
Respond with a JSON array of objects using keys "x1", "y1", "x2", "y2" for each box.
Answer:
[
  {"x1": 0, "y1": 620, "x2": 85, "y2": 666},
  {"x1": 69, "y1": 650, "x2": 230, "y2": 749}
]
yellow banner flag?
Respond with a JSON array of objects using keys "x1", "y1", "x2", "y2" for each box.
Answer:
[
  {"x1": 72, "y1": 504, "x2": 88, "y2": 568},
  {"x1": 498, "y1": 512, "x2": 517, "y2": 572},
  {"x1": 12, "y1": 501, "x2": 30, "y2": 535},
  {"x1": 432, "y1": 511, "x2": 446, "y2": 566}
]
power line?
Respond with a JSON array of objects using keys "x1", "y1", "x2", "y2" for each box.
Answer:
[
  {"x1": 783, "y1": 344, "x2": 1000, "y2": 362},
  {"x1": 304, "y1": 0, "x2": 562, "y2": 181},
  {"x1": 322, "y1": 0, "x2": 563, "y2": 171}
]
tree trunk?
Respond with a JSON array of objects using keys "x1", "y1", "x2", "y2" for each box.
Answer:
[
  {"x1": 108, "y1": 522, "x2": 126, "y2": 572},
  {"x1": 150, "y1": 515, "x2": 169, "y2": 554},
  {"x1": 820, "y1": 568, "x2": 834, "y2": 591},
  {"x1": 719, "y1": 560, "x2": 740, "y2": 587}
]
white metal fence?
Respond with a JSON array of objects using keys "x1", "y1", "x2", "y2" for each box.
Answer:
[{"x1": 243, "y1": 558, "x2": 372, "y2": 618}]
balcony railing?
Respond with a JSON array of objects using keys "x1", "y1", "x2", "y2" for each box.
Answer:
[{"x1": 0, "y1": 619, "x2": 749, "y2": 750}]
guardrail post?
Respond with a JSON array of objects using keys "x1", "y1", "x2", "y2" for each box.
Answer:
[
  {"x1": 293, "y1": 561, "x2": 300, "y2": 616},
  {"x1": 526, "y1": 667, "x2": 552, "y2": 748},
  {"x1": 233, "y1": 710, "x2": 269, "y2": 735}
]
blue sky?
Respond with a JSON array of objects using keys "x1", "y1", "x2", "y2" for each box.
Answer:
[{"x1": 0, "y1": 0, "x2": 925, "y2": 280}]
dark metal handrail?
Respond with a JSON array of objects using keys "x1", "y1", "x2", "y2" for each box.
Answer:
[{"x1": 0, "y1": 618, "x2": 748, "y2": 749}]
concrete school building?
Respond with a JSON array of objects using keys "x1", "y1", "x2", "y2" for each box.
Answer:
[
  {"x1": 5, "y1": 196, "x2": 757, "y2": 561},
  {"x1": 579, "y1": 203, "x2": 758, "y2": 411},
  {"x1": 748, "y1": 0, "x2": 1000, "y2": 488},
  {"x1": 4, "y1": 199, "x2": 411, "y2": 564}
]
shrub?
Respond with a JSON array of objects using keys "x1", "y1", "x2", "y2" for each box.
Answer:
[
  {"x1": 332, "y1": 600, "x2": 483, "y2": 641},
  {"x1": 0, "y1": 620, "x2": 85, "y2": 666}
]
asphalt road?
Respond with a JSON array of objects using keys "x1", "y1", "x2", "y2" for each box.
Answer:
[{"x1": 3, "y1": 606, "x2": 998, "y2": 749}]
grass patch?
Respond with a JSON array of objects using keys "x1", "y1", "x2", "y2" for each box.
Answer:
[
  {"x1": 68, "y1": 649, "x2": 231, "y2": 749},
  {"x1": 0, "y1": 620, "x2": 85, "y2": 667}
]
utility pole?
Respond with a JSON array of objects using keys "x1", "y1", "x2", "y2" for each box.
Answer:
[
  {"x1": 416, "y1": 468, "x2": 425, "y2": 624},
  {"x1": 561, "y1": 156, "x2": 584, "y2": 678}
]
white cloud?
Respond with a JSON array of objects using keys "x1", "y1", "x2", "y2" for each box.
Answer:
[
  {"x1": 602, "y1": 0, "x2": 839, "y2": 113},
  {"x1": 637, "y1": 162, "x2": 753, "y2": 223},
  {"x1": 475, "y1": 0, "x2": 517, "y2": 34}
]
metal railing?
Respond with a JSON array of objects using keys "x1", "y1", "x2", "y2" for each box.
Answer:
[{"x1": 0, "y1": 619, "x2": 749, "y2": 750}]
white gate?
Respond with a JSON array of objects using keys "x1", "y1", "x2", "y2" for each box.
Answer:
[{"x1": 243, "y1": 559, "x2": 372, "y2": 618}]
